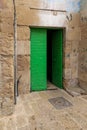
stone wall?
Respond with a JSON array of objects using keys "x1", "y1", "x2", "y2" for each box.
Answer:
[
  {"x1": 79, "y1": 0, "x2": 87, "y2": 90},
  {"x1": 0, "y1": 0, "x2": 14, "y2": 116},
  {"x1": 0, "y1": 0, "x2": 83, "y2": 116},
  {"x1": 16, "y1": 0, "x2": 81, "y2": 94}
]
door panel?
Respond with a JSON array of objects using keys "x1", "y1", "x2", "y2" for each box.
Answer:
[
  {"x1": 52, "y1": 30, "x2": 63, "y2": 88},
  {"x1": 31, "y1": 28, "x2": 47, "y2": 91}
]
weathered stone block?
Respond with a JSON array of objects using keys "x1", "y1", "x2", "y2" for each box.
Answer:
[
  {"x1": 16, "y1": 5, "x2": 31, "y2": 25},
  {"x1": 65, "y1": 41, "x2": 72, "y2": 51},
  {"x1": 64, "y1": 58, "x2": 71, "y2": 68},
  {"x1": 0, "y1": 9, "x2": 14, "y2": 34},
  {"x1": 16, "y1": 0, "x2": 66, "y2": 11},
  {"x1": 81, "y1": 25, "x2": 87, "y2": 39},
  {"x1": 70, "y1": 56, "x2": 78, "y2": 79},
  {"x1": 17, "y1": 26, "x2": 30, "y2": 40},
  {"x1": 0, "y1": 0, "x2": 7, "y2": 9},
  {"x1": 79, "y1": 79, "x2": 87, "y2": 91},
  {"x1": 64, "y1": 78, "x2": 78, "y2": 88},
  {"x1": 1, "y1": 97, "x2": 14, "y2": 116},
  {"x1": 17, "y1": 55, "x2": 30, "y2": 94},
  {"x1": 64, "y1": 69, "x2": 71, "y2": 79},
  {"x1": 1, "y1": 56, "x2": 14, "y2": 79},
  {"x1": 16, "y1": 5, "x2": 67, "y2": 27},
  {"x1": 66, "y1": 27, "x2": 81, "y2": 41},
  {"x1": 17, "y1": 70, "x2": 30, "y2": 94},
  {"x1": 78, "y1": 71, "x2": 87, "y2": 82},
  {"x1": 0, "y1": 33, "x2": 14, "y2": 55},
  {"x1": 17, "y1": 56, "x2": 30, "y2": 71},
  {"x1": 71, "y1": 41, "x2": 79, "y2": 57},
  {"x1": 68, "y1": 13, "x2": 80, "y2": 27},
  {"x1": 17, "y1": 41, "x2": 30, "y2": 55},
  {"x1": 2, "y1": 79, "x2": 14, "y2": 97}
]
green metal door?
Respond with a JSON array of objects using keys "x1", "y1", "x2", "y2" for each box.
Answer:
[
  {"x1": 30, "y1": 28, "x2": 47, "y2": 91},
  {"x1": 52, "y1": 30, "x2": 63, "y2": 89}
]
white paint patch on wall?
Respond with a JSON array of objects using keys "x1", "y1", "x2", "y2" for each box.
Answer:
[
  {"x1": 44, "y1": 0, "x2": 81, "y2": 12},
  {"x1": 45, "y1": 0, "x2": 66, "y2": 10},
  {"x1": 28, "y1": 0, "x2": 81, "y2": 13},
  {"x1": 36, "y1": 11, "x2": 67, "y2": 27}
]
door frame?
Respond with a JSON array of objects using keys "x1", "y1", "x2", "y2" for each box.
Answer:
[{"x1": 30, "y1": 26, "x2": 65, "y2": 92}]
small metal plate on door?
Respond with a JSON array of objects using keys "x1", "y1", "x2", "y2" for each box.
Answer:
[{"x1": 48, "y1": 97, "x2": 72, "y2": 109}]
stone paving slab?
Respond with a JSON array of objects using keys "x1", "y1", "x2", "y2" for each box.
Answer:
[{"x1": 0, "y1": 89, "x2": 87, "y2": 130}]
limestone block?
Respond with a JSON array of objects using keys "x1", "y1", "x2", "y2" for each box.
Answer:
[
  {"x1": 66, "y1": 27, "x2": 81, "y2": 41},
  {"x1": 63, "y1": 79, "x2": 71, "y2": 88},
  {"x1": 17, "y1": 41, "x2": 30, "y2": 55},
  {"x1": 17, "y1": 56, "x2": 30, "y2": 94},
  {"x1": 71, "y1": 65, "x2": 78, "y2": 79},
  {"x1": 80, "y1": 17, "x2": 87, "y2": 27},
  {"x1": 6, "y1": 0, "x2": 14, "y2": 8},
  {"x1": 65, "y1": 41, "x2": 72, "y2": 51},
  {"x1": 17, "y1": 26, "x2": 30, "y2": 40},
  {"x1": 1, "y1": 18, "x2": 13, "y2": 34},
  {"x1": 64, "y1": 41, "x2": 71, "y2": 69},
  {"x1": 0, "y1": 33, "x2": 14, "y2": 55},
  {"x1": 17, "y1": 70, "x2": 30, "y2": 94},
  {"x1": 64, "y1": 68, "x2": 71, "y2": 79},
  {"x1": 79, "y1": 40, "x2": 87, "y2": 48},
  {"x1": 78, "y1": 71, "x2": 87, "y2": 82},
  {"x1": 69, "y1": 78, "x2": 78, "y2": 87},
  {"x1": 64, "y1": 46, "x2": 71, "y2": 58},
  {"x1": 79, "y1": 79, "x2": 87, "y2": 91},
  {"x1": 0, "y1": 0, "x2": 13, "y2": 9},
  {"x1": 78, "y1": 53, "x2": 86, "y2": 65},
  {"x1": 70, "y1": 56, "x2": 78, "y2": 79},
  {"x1": 78, "y1": 40, "x2": 87, "y2": 66},
  {"x1": 16, "y1": 5, "x2": 31, "y2": 25},
  {"x1": 29, "y1": 0, "x2": 66, "y2": 10},
  {"x1": 1, "y1": 98, "x2": 14, "y2": 116},
  {"x1": 17, "y1": 5, "x2": 67, "y2": 27},
  {"x1": 71, "y1": 41, "x2": 79, "y2": 57},
  {"x1": 2, "y1": 79, "x2": 14, "y2": 98},
  {"x1": 64, "y1": 58, "x2": 71, "y2": 69},
  {"x1": 17, "y1": 56, "x2": 30, "y2": 72},
  {"x1": 16, "y1": 0, "x2": 66, "y2": 11},
  {"x1": 1, "y1": 9, "x2": 13, "y2": 18},
  {"x1": 1, "y1": 56, "x2": 14, "y2": 79},
  {"x1": 16, "y1": 0, "x2": 42, "y2": 8},
  {"x1": 1, "y1": 9, "x2": 14, "y2": 34},
  {"x1": 0, "y1": 0, "x2": 7, "y2": 9},
  {"x1": 67, "y1": 13, "x2": 80, "y2": 27},
  {"x1": 81, "y1": 25, "x2": 87, "y2": 39},
  {"x1": 64, "y1": 78, "x2": 78, "y2": 88},
  {"x1": 29, "y1": 10, "x2": 67, "y2": 27}
]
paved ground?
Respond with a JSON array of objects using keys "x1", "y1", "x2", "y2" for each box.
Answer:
[{"x1": 0, "y1": 88, "x2": 87, "y2": 130}]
